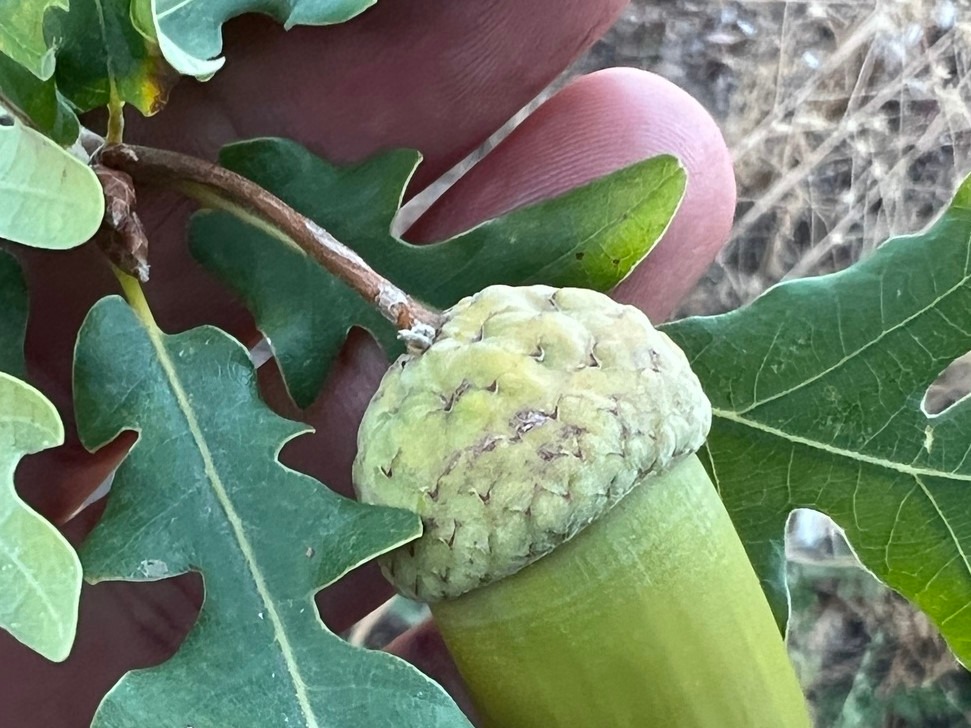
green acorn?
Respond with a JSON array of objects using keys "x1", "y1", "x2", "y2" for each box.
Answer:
[{"x1": 354, "y1": 284, "x2": 811, "y2": 728}]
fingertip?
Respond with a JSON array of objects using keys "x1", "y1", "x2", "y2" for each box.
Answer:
[
  {"x1": 407, "y1": 68, "x2": 736, "y2": 321},
  {"x1": 600, "y1": 69, "x2": 736, "y2": 320}
]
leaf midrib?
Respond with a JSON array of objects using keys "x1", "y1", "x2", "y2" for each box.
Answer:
[
  {"x1": 732, "y1": 240, "x2": 971, "y2": 416},
  {"x1": 0, "y1": 507, "x2": 64, "y2": 634},
  {"x1": 715, "y1": 408, "x2": 971, "y2": 626},
  {"x1": 714, "y1": 407, "x2": 971, "y2": 482},
  {"x1": 141, "y1": 319, "x2": 320, "y2": 728}
]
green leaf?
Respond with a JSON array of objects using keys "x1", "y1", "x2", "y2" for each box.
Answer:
[
  {"x1": 0, "y1": 249, "x2": 27, "y2": 379},
  {"x1": 0, "y1": 0, "x2": 65, "y2": 79},
  {"x1": 0, "y1": 372, "x2": 79, "y2": 662},
  {"x1": 0, "y1": 119, "x2": 103, "y2": 249},
  {"x1": 191, "y1": 139, "x2": 685, "y2": 407},
  {"x1": 138, "y1": 0, "x2": 377, "y2": 79},
  {"x1": 0, "y1": 250, "x2": 81, "y2": 663},
  {"x1": 74, "y1": 292, "x2": 471, "y2": 727},
  {"x1": 662, "y1": 172, "x2": 971, "y2": 662},
  {"x1": 0, "y1": 51, "x2": 78, "y2": 145},
  {"x1": 49, "y1": 0, "x2": 176, "y2": 115}
]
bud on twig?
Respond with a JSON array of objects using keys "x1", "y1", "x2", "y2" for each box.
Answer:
[{"x1": 93, "y1": 165, "x2": 150, "y2": 282}]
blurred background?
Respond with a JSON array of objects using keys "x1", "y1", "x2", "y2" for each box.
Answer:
[{"x1": 393, "y1": 2, "x2": 971, "y2": 725}]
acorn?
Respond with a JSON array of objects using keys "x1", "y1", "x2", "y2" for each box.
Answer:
[{"x1": 354, "y1": 284, "x2": 811, "y2": 728}]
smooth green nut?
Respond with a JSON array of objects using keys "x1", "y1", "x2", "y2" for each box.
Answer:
[{"x1": 353, "y1": 284, "x2": 711, "y2": 602}]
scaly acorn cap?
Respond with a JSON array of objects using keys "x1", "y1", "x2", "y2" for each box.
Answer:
[{"x1": 353, "y1": 284, "x2": 711, "y2": 602}]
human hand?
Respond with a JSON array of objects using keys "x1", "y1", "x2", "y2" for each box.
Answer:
[{"x1": 1, "y1": 2, "x2": 735, "y2": 724}]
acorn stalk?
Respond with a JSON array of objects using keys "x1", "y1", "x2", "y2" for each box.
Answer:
[{"x1": 354, "y1": 284, "x2": 811, "y2": 728}]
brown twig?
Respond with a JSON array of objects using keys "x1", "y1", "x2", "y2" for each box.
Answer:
[{"x1": 98, "y1": 143, "x2": 443, "y2": 347}]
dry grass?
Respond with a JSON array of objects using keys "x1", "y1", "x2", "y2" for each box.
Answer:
[{"x1": 574, "y1": 0, "x2": 971, "y2": 316}]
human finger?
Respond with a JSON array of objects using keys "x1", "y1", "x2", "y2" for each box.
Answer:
[
  {"x1": 133, "y1": 0, "x2": 629, "y2": 190},
  {"x1": 407, "y1": 67, "x2": 737, "y2": 321},
  {"x1": 3, "y1": 54, "x2": 736, "y2": 728}
]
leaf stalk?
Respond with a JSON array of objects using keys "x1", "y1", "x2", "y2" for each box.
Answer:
[
  {"x1": 97, "y1": 143, "x2": 443, "y2": 346},
  {"x1": 106, "y1": 90, "x2": 124, "y2": 145},
  {"x1": 111, "y1": 265, "x2": 157, "y2": 329}
]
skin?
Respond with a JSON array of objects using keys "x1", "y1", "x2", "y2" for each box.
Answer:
[{"x1": 0, "y1": 2, "x2": 736, "y2": 725}]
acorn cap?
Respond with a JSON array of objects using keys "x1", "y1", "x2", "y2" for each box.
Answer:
[{"x1": 352, "y1": 285, "x2": 711, "y2": 602}]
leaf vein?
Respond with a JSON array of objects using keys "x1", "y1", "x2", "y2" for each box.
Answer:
[
  {"x1": 735, "y1": 270, "x2": 971, "y2": 415},
  {"x1": 715, "y1": 408, "x2": 971, "y2": 481},
  {"x1": 141, "y1": 318, "x2": 320, "y2": 728}
]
